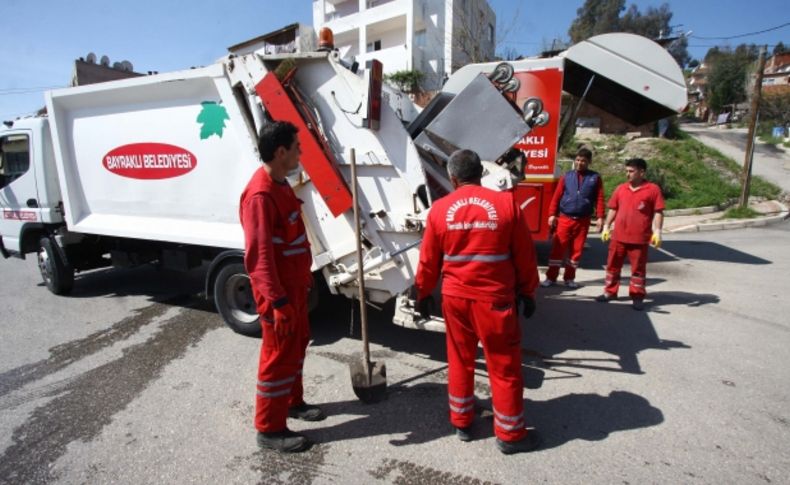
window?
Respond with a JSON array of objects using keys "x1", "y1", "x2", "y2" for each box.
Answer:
[
  {"x1": 415, "y1": 29, "x2": 426, "y2": 47},
  {"x1": 488, "y1": 23, "x2": 494, "y2": 43},
  {"x1": 366, "y1": 40, "x2": 382, "y2": 52},
  {"x1": 0, "y1": 134, "x2": 30, "y2": 189}
]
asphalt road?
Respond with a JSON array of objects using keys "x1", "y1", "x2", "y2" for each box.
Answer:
[
  {"x1": 2, "y1": 222, "x2": 790, "y2": 484},
  {"x1": 682, "y1": 122, "x2": 790, "y2": 194}
]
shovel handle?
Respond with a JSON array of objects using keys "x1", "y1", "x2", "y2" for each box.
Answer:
[{"x1": 350, "y1": 148, "x2": 371, "y2": 381}]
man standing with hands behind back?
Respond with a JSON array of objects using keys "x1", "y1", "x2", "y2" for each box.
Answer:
[
  {"x1": 598, "y1": 158, "x2": 665, "y2": 311},
  {"x1": 415, "y1": 149, "x2": 542, "y2": 455},
  {"x1": 542, "y1": 147, "x2": 604, "y2": 288},
  {"x1": 240, "y1": 121, "x2": 326, "y2": 454}
]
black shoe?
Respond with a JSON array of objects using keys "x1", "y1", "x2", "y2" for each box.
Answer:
[
  {"x1": 454, "y1": 426, "x2": 473, "y2": 442},
  {"x1": 495, "y1": 431, "x2": 542, "y2": 455},
  {"x1": 632, "y1": 298, "x2": 644, "y2": 311},
  {"x1": 595, "y1": 293, "x2": 616, "y2": 303},
  {"x1": 256, "y1": 429, "x2": 312, "y2": 453},
  {"x1": 288, "y1": 403, "x2": 326, "y2": 421}
]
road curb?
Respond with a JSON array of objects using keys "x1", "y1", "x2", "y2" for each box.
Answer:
[
  {"x1": 664, "y1": 205, "x2": 721, "y2": 217},
  {"x1": 666, "y1": 201, "x2": 789, "y2": 233}
]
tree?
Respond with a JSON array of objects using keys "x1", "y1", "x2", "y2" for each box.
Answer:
[
  {"x1": 568, "y1": 0, "x2": 690, "y2": 67},
  {"x1": 773, "y1": 42, "x2": 787, "y2": 56},
  {"x1": 761, "y1": 91, "x2": 790, "y2": 127},
  {"x1": 384, "y1": 70, "x2": 424, "y2": 93},
  {"x1": 568, "y1": 0, "x2": 625, "y2": 43},
  {"x1": 705, "y1": 46, "x2": 759, "y2": 113}
]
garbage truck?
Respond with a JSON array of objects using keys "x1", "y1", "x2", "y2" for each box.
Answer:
[{"x1": 0, "y1": 31, "x2": 687, "y2": 336}]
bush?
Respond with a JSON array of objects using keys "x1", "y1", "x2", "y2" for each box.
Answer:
[{"x1": 384, "y1": 70, "x2": 424, "y2": 93}]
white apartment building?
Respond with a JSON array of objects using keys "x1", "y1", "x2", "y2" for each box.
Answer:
[{"x1": 313, "y1": 0, "x2": 496, "y2": 91}]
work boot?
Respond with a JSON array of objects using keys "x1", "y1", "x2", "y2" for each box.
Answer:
[
  {"x1": 564, "y1": 280, "x2": 580, "y2": 289},
  {"x1": 495, "y1": 430, "x2": 543, "y2": 455},
  {"x1": 595, "y1": 293, "x2": 616, "y2": 303},
  {"x1": 256, "y1": 429, "x2": 312, "y2": 453},
  {"x1": 632, "y1": 298, "x2": 645, "y2": 311},
  {"x1": 540, "y1": 279, "x2": 555, "y2": 288},
  {"x1": 288, "y1": 402, "x2": 326, "y2": 421},
  {"x1": 454, "y1": 426, "x2": 473, "y2": 442}
]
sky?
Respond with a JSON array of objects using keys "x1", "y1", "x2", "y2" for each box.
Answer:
[{"x1": 2, "y1": 0, "x2": 788, "y2": 120}]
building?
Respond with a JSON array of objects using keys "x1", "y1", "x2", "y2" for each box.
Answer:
[
  {"x1": 687, "y1": 62, "x2": 710, "y2": 120},
  {"x1": 762, "y1": 52, "x2": 790, "y2": 93},
  {"x1": 312, "y1": 0, "x2": 496, "y2": 91},
  {"x1": 227, "y1": 23, "x2": 316, "y2": 56},
  {"x1": 71, "y1": 54, "x2": 143, "y2": 87}
]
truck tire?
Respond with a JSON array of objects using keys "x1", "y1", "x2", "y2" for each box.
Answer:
[
  {"x1": 213, "y1": 262, "x2": 262, "y2": 337},
  {"x1": 37, "y1": 237, "x2": 74, "y2": 295}
]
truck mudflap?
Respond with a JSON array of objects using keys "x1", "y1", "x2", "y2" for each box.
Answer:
[
  {"x1": 0, "y1": 235, "x2": 10, "y2": 258},
  {"x1": 255, "y1": 71, "x2": 353, "y2": 217}
]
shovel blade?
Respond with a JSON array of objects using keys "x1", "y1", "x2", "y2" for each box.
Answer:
[{"x1": 350, "y1": 359, "x2": 387, "y2": 404}]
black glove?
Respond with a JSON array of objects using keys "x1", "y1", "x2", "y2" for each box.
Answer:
[
  {"x1": 519, "y1": 295, "x2": 536, "y2": 319},
  {"x1": 417, "y1": 296, "x2": 435, "y2": 320}
]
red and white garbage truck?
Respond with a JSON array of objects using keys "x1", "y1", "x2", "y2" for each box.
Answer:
[{"x1": 0, "y1": 32, "x2": 686, "y2": 335}]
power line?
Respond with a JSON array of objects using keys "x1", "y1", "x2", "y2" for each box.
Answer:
[
  {"x1": 690, "y1": 21, "x2": 790, "y2": 40},
  {"x1": 0, "y1": 85, "x2": 66, "y2": 96}
]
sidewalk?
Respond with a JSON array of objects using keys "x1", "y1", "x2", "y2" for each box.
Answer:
[{"x1": 663, "y1": 199, "x2": 789, "y2": 233}]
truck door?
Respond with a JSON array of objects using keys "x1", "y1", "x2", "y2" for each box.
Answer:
[{"x1": 0, "y1": 131, "x2": 40, "y2": 254}]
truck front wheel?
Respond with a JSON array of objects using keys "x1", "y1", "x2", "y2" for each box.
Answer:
[
  {"x1": 37, "y1": 237, "x2": 74, "y2": 295},
  {"x1": 213, "y1": 262, "x2": 262, "y2": 337}
]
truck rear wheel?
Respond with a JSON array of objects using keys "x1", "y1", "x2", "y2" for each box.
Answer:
[
  {"x1": 37, "y1": 237, "x2": 74, "y2": 295},
  {"x1": 213, "y1": 262, "x2": 261, "y2": 337}
]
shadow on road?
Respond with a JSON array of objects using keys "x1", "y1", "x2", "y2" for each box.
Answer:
[
  {"x1": 295, "y1": 383, "x2": 662, "y2": 452},
  {"x1": 37, "y1": 263, "x2": 208, "y2": 306},
  {"x1": 538, "y1": 238, "x2": 772, "y2": 268}
]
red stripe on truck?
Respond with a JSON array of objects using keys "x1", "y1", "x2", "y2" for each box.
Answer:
[{"x1": 255, "y1": 72, "x2": 352, "y2": 218}]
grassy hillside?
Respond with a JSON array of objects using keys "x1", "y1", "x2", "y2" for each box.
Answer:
[{"x1": 557, "y1": 132, "x2": 782, "y2": 210}]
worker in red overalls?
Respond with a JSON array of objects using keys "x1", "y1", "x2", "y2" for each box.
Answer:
[
  {"x1": 415, "y1": 149, "x2": 542, "y2": 455},
  {"x1": 598, "y1": 158, "x2": 665, "y2": 311},
  {"x1": 542, "y1": 147, "x2": 604, "y2": 288},
  {"x1": 239, "y1": 121, "x2": 325, "y2": 453}
]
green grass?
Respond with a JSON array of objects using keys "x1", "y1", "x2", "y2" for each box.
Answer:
[
  {"x1": 759, "y1": 134, "x2": 785, "y2": 146},
  {"x1": 722, "y1": 206, "x2": 760, "y2": 219},
  {"x1": 567, "y1": 135, "x2": 782, "y2": 210}
]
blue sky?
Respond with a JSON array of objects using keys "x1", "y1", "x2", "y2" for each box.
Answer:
[{"x1": 2, "y1": 0, "x2": 788, "y2": 120}]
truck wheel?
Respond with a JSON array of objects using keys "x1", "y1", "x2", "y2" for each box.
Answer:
[
  {"x1": 37, "y1": 237, "x2": 74, "y2": 295},
  {"x1": 213, "y1": 262, "x2": 261, "y2": 337}
]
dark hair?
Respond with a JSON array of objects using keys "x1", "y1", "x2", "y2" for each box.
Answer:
[
  {"x1": 258, "y1": 121, "x2": 298, "y2": 163},
  {"x1": 447, "y1": 149, "x2": 483, "y2": 182},
  {"x1": 625, "y1": 158, "x2": 647, "y2": 171},
  {"x1": 576, "y1": 147, "x2": 592, "y2": 161}
]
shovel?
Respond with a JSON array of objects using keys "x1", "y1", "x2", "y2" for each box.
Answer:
[{"x1": 348, "y1": 148, "x2": 387, "y2": 403}]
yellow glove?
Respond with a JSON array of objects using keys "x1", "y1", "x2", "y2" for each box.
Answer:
[
  {"x1": 650, "y1": 232, "x2": 662, "y2": 248},
  {"x1": 601, "y1": 228, "x2": 611, "y2": 243}
]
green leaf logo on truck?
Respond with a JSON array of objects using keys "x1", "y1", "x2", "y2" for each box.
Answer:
[
  {"x1": 196, "y1": 101, "x2": 230, "y2": 139},
  {"x1": 103, "y1": 143, "x2": 197, "y2": 179}
]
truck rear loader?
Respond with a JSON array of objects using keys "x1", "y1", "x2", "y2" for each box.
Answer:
[{"x1": 0, "y1": 32, "x2": 686, "y2": 336}]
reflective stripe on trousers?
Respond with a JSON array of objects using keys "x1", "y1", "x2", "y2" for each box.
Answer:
[
  {"x1": 449, "y1": 393, "x2": 475, "y2": 414},
  {"x1": 256, "y1": 375, "x2": 297, "y2": 398},
  {"x1": 494, "y1": 407, "x2": 524, "y2": 431}
]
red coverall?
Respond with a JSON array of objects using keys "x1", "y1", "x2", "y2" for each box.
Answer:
[
  {"x1": 240, "y1": 167, "x2": 313, "y2": 433},
  {"x1": 604, "y1": 181, "x2": 665, "y2": 299},
  {"x1": 545, "y1": 172, "x2": 604, "y2": 282},
  {"x1": 415, "y1": 185, "x2": 539, "y2": 442}
]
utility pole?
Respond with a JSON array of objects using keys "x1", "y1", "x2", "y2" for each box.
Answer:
[{"x1": 739, "y1": 45, "x2": 767, "y2": 209}]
